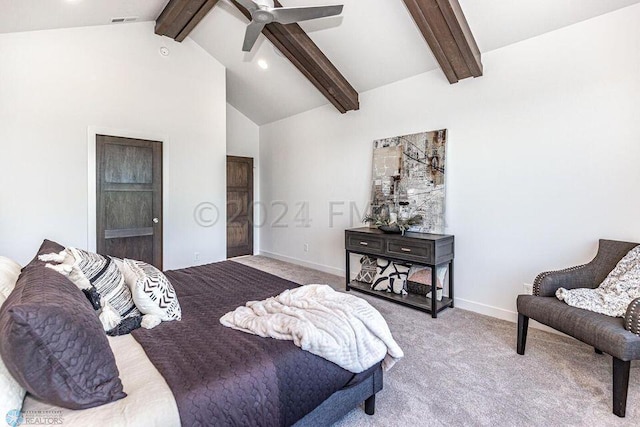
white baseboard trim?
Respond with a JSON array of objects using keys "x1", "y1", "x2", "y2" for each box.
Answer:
[
  {"x1": 258, "y1": 251, "x2": 345, "y2": 277},
  {"x1": 454, "y1": 297, "x2": 565, "y2": 336},
  {"x1": 256, "y1": 251, "x2": 564, "y2": 336},
  {"x1": 454, "y1": 297, "x2": 517, "y2": 322}
]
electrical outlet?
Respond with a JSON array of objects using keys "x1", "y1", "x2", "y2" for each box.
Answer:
[
  {"x1": 523, "y1": 283, "x2": 533, "y2": 295},
  {"x1": 194, "y1": 252, "x2": 200, "y2": 262},
  {"x1": 304, "y1": 243, "x2": 309, "y2": 252}
]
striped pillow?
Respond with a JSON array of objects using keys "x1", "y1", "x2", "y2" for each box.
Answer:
[
  {"x1": 122, "y1": 259, "x2": 181, "y2": 325},
  {"x1": 67, "y1": 248, "x2": 141, "y2": 334}
]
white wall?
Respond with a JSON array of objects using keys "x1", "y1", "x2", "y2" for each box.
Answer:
[
  {"x1": 0, "y1": 23, "x2": 227, "y2": 269},
  {"x1": 258, "y1": 5, "x2": 640, "y2": 320},
  {"x1": 227, "y1": 103, "x2": 260, "y2": 253}
]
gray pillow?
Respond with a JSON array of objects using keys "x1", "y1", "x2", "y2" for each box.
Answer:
[{"x1": 0, "y1": 240, "x2": 126, "y2": 409}]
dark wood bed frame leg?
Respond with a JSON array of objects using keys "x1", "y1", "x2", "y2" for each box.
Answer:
[
  {"x1": 364, "y1": 395, "x2": 376, "y2": 415},
  {"x1": 613, "y1": 357, "x2": 630, "y2": 417},
  {"x1": 517, "y1": 313, "x2": 528, "y2": 355}
]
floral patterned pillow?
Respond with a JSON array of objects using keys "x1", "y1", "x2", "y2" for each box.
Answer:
[{"x1": 557, "y1": 245, "x2": 640, "y2": 317}]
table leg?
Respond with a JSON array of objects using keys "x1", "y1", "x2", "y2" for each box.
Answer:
[
  {"x1": 449, "y1": 260, "x2": 454, "y2": 308},
  {"x1": 431, "y1": 264, "x2": 437, "y2": 318},
  {"x1": 345, "y1": 251, "x2": 351, "y2": 291}
]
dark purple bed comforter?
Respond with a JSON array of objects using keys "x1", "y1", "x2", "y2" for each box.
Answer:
[{"x1": 132, "y1": 261, "x2": 362, "y2": 427}]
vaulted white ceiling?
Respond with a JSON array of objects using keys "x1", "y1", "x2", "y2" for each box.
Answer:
[
  {"x1": 2, "y1": 0, "x2": 639, "y2": 124},
  {"x1": 0, "y1": 0, "x2": 166, "y2": 33}
]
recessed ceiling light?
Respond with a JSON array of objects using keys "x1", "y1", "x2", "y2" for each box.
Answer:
[{"x1": 257, "y1": 59, "x2": 269, "y2": 70}]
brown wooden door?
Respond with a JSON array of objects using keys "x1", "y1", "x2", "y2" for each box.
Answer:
[
  {"x1": 96, "y1": 135, "x2": 163, "y2": 268},
  {"x1": 227, "y1": 156, "x2": 254, "y2": 258}
]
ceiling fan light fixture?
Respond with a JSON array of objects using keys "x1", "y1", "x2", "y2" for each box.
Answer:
[{"x1": 253, "y1": 10, "x2": 274, "y2": 24}]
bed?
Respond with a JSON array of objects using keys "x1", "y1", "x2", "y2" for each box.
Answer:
[{"x1": 20, "y1": 260, "x2": 383, "y2": 426}]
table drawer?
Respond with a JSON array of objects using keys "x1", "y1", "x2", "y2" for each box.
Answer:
[
  {"x1": 386, "y1": 239, "x2": 434, "y2": 263},
  {"x1": 346, "y1": 234, "x2": 384, "y2": 254}
]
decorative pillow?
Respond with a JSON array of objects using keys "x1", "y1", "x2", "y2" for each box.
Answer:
[
  {"x1": 408, "y1": 265, "x2": 448, "y2": 300},
  {"x1": 407, "y1": 265, "x2": 448, "y2": 288},
  {"x1": 371, "y1": 259, "x2": 410, "y2": 295},
  {"x1": 0, "y1": 257, "x2": 26, "y2": 421},
  {"x1": 557, "y1": 245, "x2": 640, "y2": 317},
  {"x1": 40, "y1": 247, "x2": 141, "y2": 335},
  {"x1": 0, "y1": 240, "x2": 126, "y2": 409},
  {"x1": 355, "y1": 256, "x2": 377, "y2": 284},
  {"x1": 121, "y1": 259, "x2": 181, "y2": 329},
  {"x1": 0, "y1": 256, "x2": 21, "y2": 300}
]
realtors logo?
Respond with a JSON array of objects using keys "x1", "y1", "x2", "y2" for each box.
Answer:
[
  {"x1": 5, "y1": 410, "x2": 63, "y2": 426},
  {"x1": 5, "y1": 410, "x2": 23, "y2": 427}
]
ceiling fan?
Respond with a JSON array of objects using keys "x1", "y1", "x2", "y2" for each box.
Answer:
[{"x1": 234, "y1": 0, "x2": 344, "y2": 52}]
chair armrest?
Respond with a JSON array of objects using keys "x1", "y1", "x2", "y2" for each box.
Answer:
[
  {"x1": 625, "y1": 298, "x2": 640, "y2": 335},
  {"x1": 533, "y1": 263, "x2": 596, "y2": 296}
]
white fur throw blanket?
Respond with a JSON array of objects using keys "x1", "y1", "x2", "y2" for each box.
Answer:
[
  {"x1": 556, "y1": 245, "x2": 640, "y2": 317},
  {"x1": 220, "y1": 285, "x2": 404, "y2": 373}
]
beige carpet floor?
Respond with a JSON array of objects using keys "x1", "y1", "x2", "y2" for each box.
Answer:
[{"x1": 233, "y1": 255, "x2": 639, "y2": 426}]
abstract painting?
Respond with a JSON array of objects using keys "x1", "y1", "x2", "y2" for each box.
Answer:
[{"x1": 371, "y1": 129, "x2": 447, "y2": 233}]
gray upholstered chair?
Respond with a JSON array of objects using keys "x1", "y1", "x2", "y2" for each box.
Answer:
[{"x1": 517, "y1": 239, "x2": 640, "y2": 417}]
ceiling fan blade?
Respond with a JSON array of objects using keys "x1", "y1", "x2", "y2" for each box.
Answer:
[
  {"x1": 270, "y1": 5, "x2": 343, "y2": 25},
  {"x1": 234, "y1": 0, "x2": 259, "y2": 12},
  {"x1": 242, "y1": 21, "x2": 266, "y2": 52}
]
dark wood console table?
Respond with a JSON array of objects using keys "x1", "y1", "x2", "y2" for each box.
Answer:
[{"x1": 345, "y1": 227, "x2": 455, "y2": 318}]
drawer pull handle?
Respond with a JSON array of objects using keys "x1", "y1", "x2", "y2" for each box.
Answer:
[
  {"x1": 359, "y1": 242, "x2": 369, "y2": 246},
  {"x1": 401, "y1": 248, "x2": 412, "y2": 252}
]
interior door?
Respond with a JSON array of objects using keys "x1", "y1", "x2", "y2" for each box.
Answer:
[
  {"x1": 227, "y1": 156, "x2": 254, "y2": 258},
  {"x1": 96, "y1": 135, "x2": 163, "y2": 268}
]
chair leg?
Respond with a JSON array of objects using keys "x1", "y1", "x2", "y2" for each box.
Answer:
[
  {"x1": 612, "y1": 357, "x2": 630, "y2": 417},
  {"x1": 594, "y1": 348, "x2": 603, "y2": 355},
  {"x1": 364, "y1": 394, "x2": 376, "y2": 415},
  {"x1": 517, "y1": 313, "x2": 529, "y2": 355}
]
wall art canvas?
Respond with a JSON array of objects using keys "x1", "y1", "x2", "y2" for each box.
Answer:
[{"x1": 371, "y1": 129, "x2": 447, "y2": 233}]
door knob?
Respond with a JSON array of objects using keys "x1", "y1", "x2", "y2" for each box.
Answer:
[{"x1": 153, "y1": 218, "x2": 159, "y2": 224}]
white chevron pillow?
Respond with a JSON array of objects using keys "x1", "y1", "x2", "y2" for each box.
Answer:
[{"x1": 122, "y1": 259, "x2": 181, "y2": 326}]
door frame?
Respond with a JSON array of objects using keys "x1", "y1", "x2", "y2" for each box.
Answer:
[{"x1": 87, "y1": 126, "x2": 168, "y2": 254}]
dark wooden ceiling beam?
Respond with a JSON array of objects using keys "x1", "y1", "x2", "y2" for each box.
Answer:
[
  {"x1": 403, "y1": 0, "x2": 482, "y2": 83},
  {"x1": 232, "y1": 0, "x2": 359, "y2": 113},
  {"x1": 156, "y1": 0, "x2": 220, "y2": 42},
  {"x1": 155, "y1": 0, "x2": 359, "y2": 113}
]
